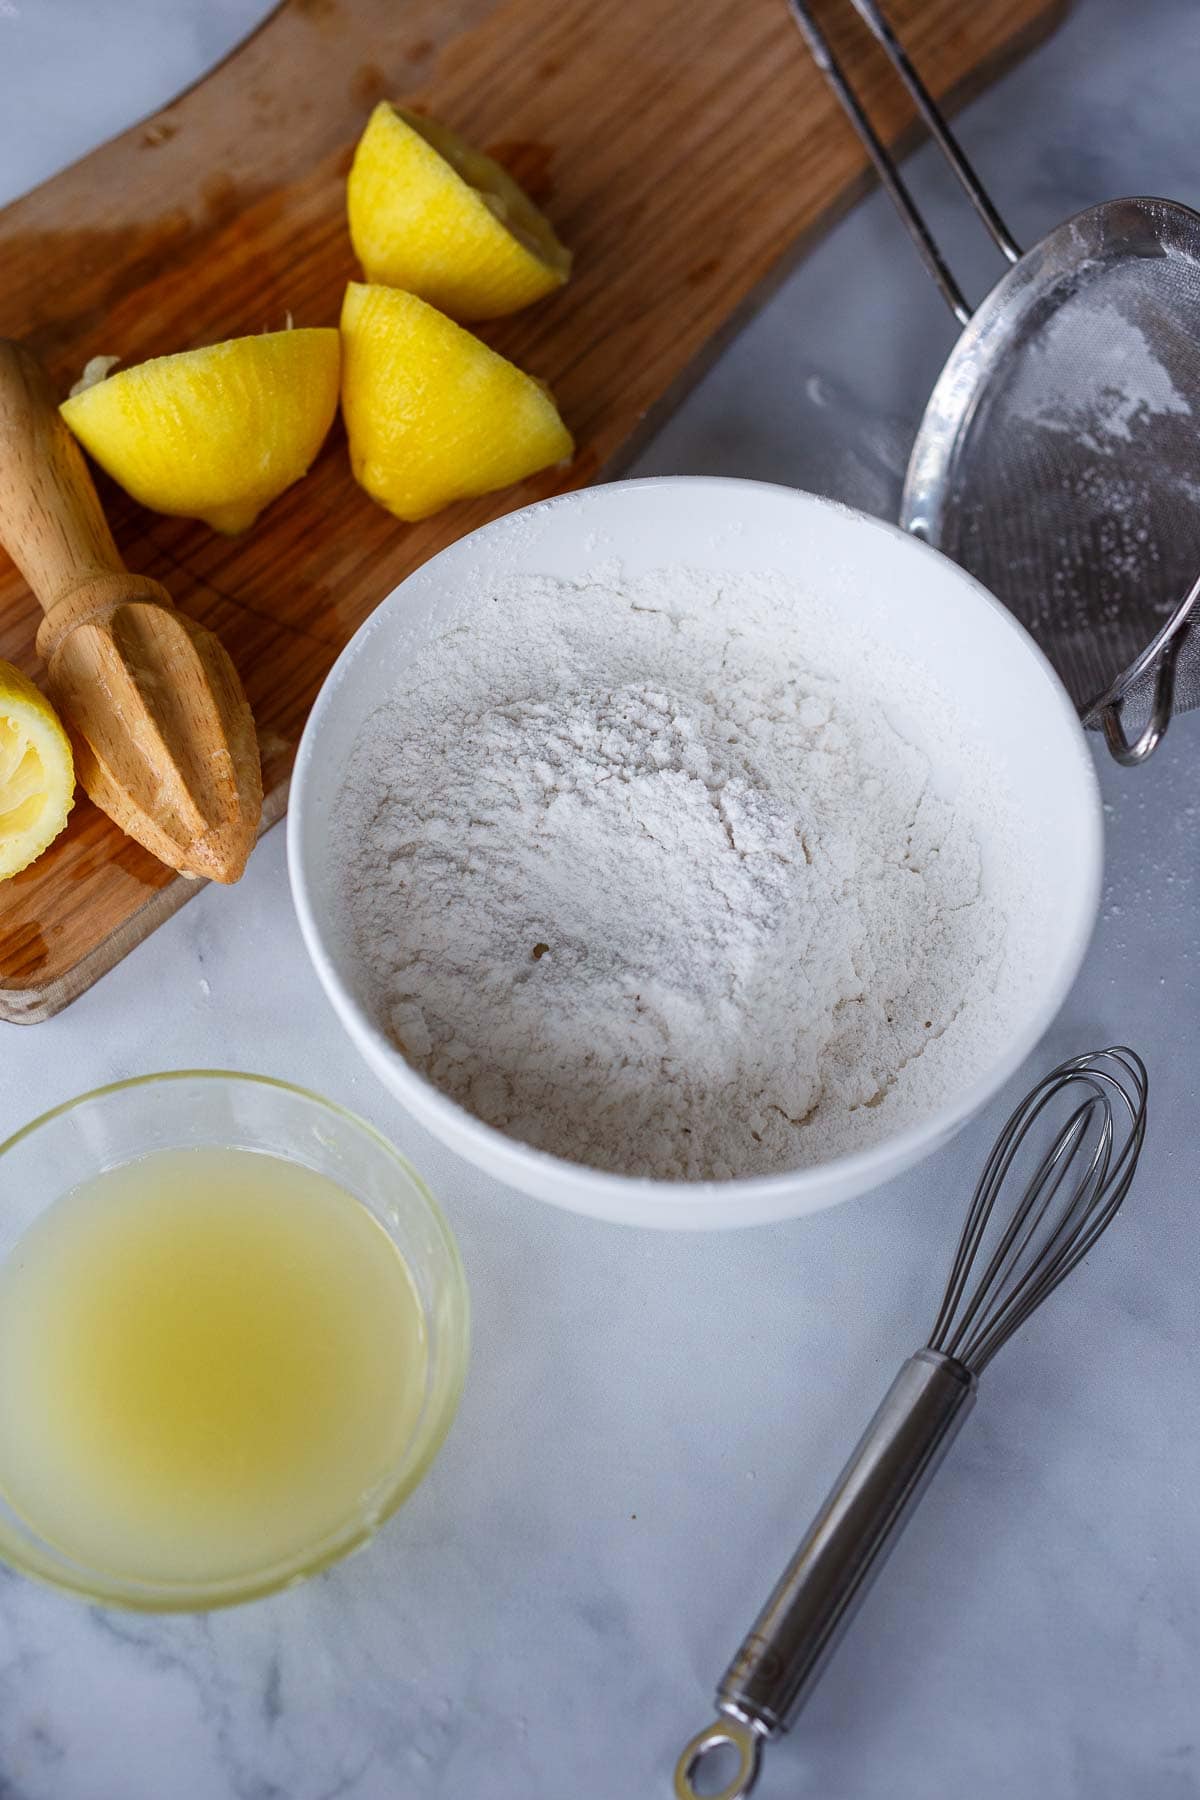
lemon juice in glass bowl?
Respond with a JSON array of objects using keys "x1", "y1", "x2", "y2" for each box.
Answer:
[{"x1": 0, "y1": 1072, "x2": 468, "y2": 1610}]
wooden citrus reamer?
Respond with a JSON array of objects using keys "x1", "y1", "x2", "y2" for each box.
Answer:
[{"x1": 0, "y1": 340, "x2": 262, "y2": 883}]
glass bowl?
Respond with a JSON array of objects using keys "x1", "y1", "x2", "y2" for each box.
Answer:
[{"x1": 0, "y1": 1070, "x2": 469, "y2": 1611}]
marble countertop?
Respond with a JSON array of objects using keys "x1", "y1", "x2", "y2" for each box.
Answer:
[{"x1": 1, "y1": 2, "x2": 1198, "y2": 1796}]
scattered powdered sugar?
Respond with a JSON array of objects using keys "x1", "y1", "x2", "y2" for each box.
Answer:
[
  {"x1": 957, "y1": 260, "x2": 1200, "y2": 698},
  {"x1": 1009, "y1": 296, "x2": 1192, "y2": 452},
  {"x1": 336, "y1": 566, "x2": 1019, "y2": 1182}
]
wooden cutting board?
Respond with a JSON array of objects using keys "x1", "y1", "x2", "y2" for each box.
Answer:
[{"x1": 0, "y1": 0, "x2": 1063, "y2": 1022}]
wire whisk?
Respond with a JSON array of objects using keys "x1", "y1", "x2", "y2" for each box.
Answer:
[
  {"x1": 930, "y1": 1047, "x2": 1147, "y2": 1374},
  {"x1": 676, "y1": 1048, "x2": 1148, "y2": 1800}
]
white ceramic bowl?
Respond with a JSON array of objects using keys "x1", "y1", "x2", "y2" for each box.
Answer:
[{"x1": 289, "y1": 478, "x2": 1101, "y2": 1230}]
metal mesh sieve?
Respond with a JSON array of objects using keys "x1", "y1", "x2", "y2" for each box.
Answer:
[
  {"x1": 903, "y1": 198, "x2": 1200, "y2": 741},
  {"x1": 794, "y1": 0, "x2": 1200, "y2": 763}
]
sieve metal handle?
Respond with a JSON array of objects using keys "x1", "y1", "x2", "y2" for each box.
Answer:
[
  {"x1": 1086, "y1": 565, "x2": 1200, "y2": 764},
  {"x1": 787, "y1": 0, "x2": 1020, "y2": 325},
  {"x1": 674, "y1": 1351, "x2": 976, "y2": 1800}
]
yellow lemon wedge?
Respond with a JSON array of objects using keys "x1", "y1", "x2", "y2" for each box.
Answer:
[
  {"x1": 60, "y1": 329, "x2": 341, "y2": 533},
  {"x1": 0, "y1": 662, "x2": 74, "y2": 880},
  {"x1": 347, "y1": 103, "x2": 571, "y2": 320},
  {"x1": 340, "y1": 282, "x2": 574, "y2": 522}
]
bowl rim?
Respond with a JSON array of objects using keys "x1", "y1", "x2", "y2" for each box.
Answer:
[
  {"x1": 0, "y1": 1068, "x2": 470, "y2": 1609},
  {"x1": 288, "y1": 474, "x2": 1103, "y2": 1223}
]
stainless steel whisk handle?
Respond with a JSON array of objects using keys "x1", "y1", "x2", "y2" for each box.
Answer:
[
  {"x1": 675, "y1": 1351, "x2": 976, "y2": 1800},
  {"x1": 719, "y1": 1350, "x2": 975, "y2": 1728}
]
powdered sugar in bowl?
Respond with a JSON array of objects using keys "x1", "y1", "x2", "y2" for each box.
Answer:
[{"x1": 288, "y1": 478, "x2": 1101, "y2": 1229}]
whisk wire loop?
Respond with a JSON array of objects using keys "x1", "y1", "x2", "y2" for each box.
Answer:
[
  {"x1": 929, "y1": 1049, "x2": 1147, "y2": 1374},
  {"x1": 942, "y1": 1098, "x2": 1100, "y2": 1362}
]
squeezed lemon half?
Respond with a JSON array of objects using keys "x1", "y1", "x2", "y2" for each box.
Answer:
[
  {"x1": 347, "y1": 103, "x2": 571, "y2": 320},
  {"x1": 340, "y1": 282, "x2": 573, "y2": 522},
  {"x1": 60, "y1": 329, "x2": 341, "y2": 533},
  {"x1": 0, "y1": 662, "x2": 74, "y2": 880}
]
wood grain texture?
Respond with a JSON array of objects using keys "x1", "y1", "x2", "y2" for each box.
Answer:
[
  {"x1": 0, "y1": 341, "x2": 262, "y2": 886},
  {"x1": 0, "y1": 0, "x2": 1064, "y2": 1022}
]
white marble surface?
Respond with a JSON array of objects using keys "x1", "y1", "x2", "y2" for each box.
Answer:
[{"x1": 1, "y1": 2, "x2": 1199, "y2": 1796}]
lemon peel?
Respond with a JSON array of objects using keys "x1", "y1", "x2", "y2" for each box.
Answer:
[
  {"x1": 60, "y1": 329, "x2": 340, "y2": 533},
  {"x1": 340, "y1": 281, "x2": 573, "y2": 522},
  {"x1": 347, "y1": 103, "x2": 571, "y2": 320}
]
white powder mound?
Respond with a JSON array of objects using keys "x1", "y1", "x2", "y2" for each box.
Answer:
[{"x1": 336, "y1": 566, "x2": 1015, "y2": 1182}]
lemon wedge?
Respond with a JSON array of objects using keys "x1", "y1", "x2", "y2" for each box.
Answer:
[
  {"x1": 60, "y1": 329, "x2": 340, "y2": 533},
  {"x1": 347, "y1": 103, "x2": 571, "y2": 320},
  {"x1": 340, "y1": 282, "x2": 573, "y2": 522},
  {"x1": 0, "y1": 662, "x2": 74, "y2": 880}
]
